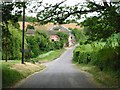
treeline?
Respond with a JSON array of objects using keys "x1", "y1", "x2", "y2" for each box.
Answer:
[
  {"x1": 72, "y1": 9, "x2": 120, "y2": 74},
  {"x1": 72, "y1": 29, "x2": 120, "y2": 73},
  {"x1": 2, "y1": 22, "x2": 23, "y2": 60},
  {"x1": 73, "y1": 33, "x2": 120, "y2": 72},
  {"x1": 2, "y1": 22, "x2": 69, "y2": 60},
  {"x1": 72, "y1": 2, "x2": 120, "y2": 74},
  {"x1": 25, "y1": 31, "x2": 68, "y2": 59},
  {"x1": 18, "y1": 16, "x2": 38, "y2": 22}
]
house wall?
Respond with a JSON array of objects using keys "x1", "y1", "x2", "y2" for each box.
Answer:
[
  {"x1": 68, "y1": 34, "x2": 76, "y2": 47},
  {"x1": 50, "y1": 35, "x2": 59, "y2": 41}
]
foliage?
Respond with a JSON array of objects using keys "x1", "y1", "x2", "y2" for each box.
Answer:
[
  {"x1": 70, "y1": 28, "x2": 87, "y2": 44},
  {"x1": 73, "y1": 33, "x2": 120, "y2": 72},
  {"x1": 34, "y1": 0, "x2": 120, "y2": 29},
  {"x1": 26, "y1": 24, "x2": 35, "y2": 31},
  {"x1": 1, "y1": 2, "x2": 23, "y2": 24},
  {"x1": 26, "y1": 36, "x2": 40, "y2": 58},
  {"x1": 19, "y1": 16, "x2": 38, "y2": 22},
  {"x1": 2, "y1": 62, "x2": 23, "y2": 87},
  {"x1": 53, "y1": 41, "x2": 63, "y2": 49},
  {"x1": 75, "y1": 63, "x2": 120, "y2": 88},
  {"x1": 30, "y1": 49, "x2": 65, "y2": 63},
  {"x1": 2, "y1": 23, "x2": 68, "y2": 60},
  {"x1": 26, "y1": 31, "x2": 54, "y2": 58},
  {"x1": 1, "y1": 2, "x2": 26, "y2": 61},
  {"x1": 2, "y1": 23, "x2": 23, "y2": 60},
  {"x1": 81, "y1": 14, "x2": 119, "y2": 41},
  {"x1": 2, "y1": 60, "x2": 45, "y2": 88},
  {"x1": 56, "y1": 32, "x2": 69, "y2": 46},
  {"x1": 34, "y1": 1, "x2": 120, "y2": 43}
]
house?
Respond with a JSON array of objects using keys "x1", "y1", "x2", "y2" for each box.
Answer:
[
  {"x1": 50, "y1": 34, "x2": 60, "y2": 41},
  {"x1": 48, "y1": 25, "x2": 76, "y2": 47}
]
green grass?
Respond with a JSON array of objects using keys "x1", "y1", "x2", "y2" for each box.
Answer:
[
  {"x1": 2, "y1": 49, "x2": 65, "y2": 87},
  {"x1": 1, "y1": 60, "x2": 22, "y2": 87},
  {"x1": 75, "y1": 44, "x2": 92, "y2": 53},
  {"x1": 74, "y1": 62, "x2": 120, "y2": 88},
  {"x1": 31, "y1": 49, "x2": 65, "y2": 63},
  {"x1": 2, "y1": 63, "x2": 23, "y2": 88},
  {"x1": 2, "y1": 60, "x2": 45, "y2": 88}
]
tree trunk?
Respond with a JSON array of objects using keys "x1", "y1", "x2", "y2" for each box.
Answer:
[{"x1": 5, "y1": 24, "x2": 8, "y2": 62}]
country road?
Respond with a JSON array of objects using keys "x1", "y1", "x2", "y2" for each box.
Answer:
[{"x1": 17, "y1": 45, "x2": 99, "y2": 88}]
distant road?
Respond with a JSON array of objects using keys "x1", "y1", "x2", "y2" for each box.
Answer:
[{"x1": 17, "y1": 45, "x2": 98, "y2": 88}]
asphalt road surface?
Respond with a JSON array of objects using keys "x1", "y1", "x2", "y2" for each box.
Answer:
[{"x1": 17, "y1": 45, "x2": 98, "y2": 88}]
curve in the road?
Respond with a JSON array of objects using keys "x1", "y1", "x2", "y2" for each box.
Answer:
[{"x1": 17, "y1": 46, "x2": 99, "y2": 88}]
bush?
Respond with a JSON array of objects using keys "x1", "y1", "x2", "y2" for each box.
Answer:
[
  {"x1": 26, "y1": 31, "x2": 65, "y2": 58},
  {"x1": 56, "y1": 32, "x2": 69, "y2": 45},
  {"x1": 96, "y1": 46, "x2": 120, "y2": 71},
  {"x1": 53, "y1": 41, "x2": 63, "y2": 49},
  {"x1": 2, "y1": 23, "x2": 24, "y2": 60},
  {"x1": 73, "y1": 49, "x2": 80, "y2": 62},
  {"x1": 26, "y1": 36, "x2": 41, "y2": 58},
  {"x1": 73, "y1": 44, "x2": 92, "y2": 64},
  {"x1": 26, "y1": 25, "x2": 34, "y2": 30},
  {"x1": 70, "y1": 28, "x2": 87, "y2": 44},
  {"x1": 73, "y1": 36, "x2": 120, "y2": 72}
]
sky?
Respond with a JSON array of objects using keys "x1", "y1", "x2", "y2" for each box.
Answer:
[
  {"x1": 24, "y1": 0, "x2": 99, "y2": 22},
  {"x1": 26, "y1": 0, "x2": 85, "y2": 17},
  {"x1": 26, "y1": 0, "x2": 99, "y2": 15},
  {"x1": 20, "y1": 0, "x2": 112, "y2": 23}
]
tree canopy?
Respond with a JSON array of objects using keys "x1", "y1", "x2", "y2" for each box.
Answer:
[{"x1": 33, "y1": 0, "x2": 120, "y2": 41}]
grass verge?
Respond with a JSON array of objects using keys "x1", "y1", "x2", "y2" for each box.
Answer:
[
  {"x1": 73, "y1": 62, "x2": 120, "y2": 88},
  {"x1": 2, "y1": 49, "x2": 65, "y2": 88},
  {"x1": 2, "y1": 60, "x2": 45, "y2": 88},
  {"x1": 30, "y1": 49, "x2": 65, "y2": 63}
]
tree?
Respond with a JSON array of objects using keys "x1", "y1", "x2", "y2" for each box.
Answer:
[
  {"x1": 70, "y1": 28, "x2": 87, "y2": 44},
  {"x1": 2, "y1": 23, "x2": 23, "y2": 60},
  {"x1": 18, "y1": 16, "x2": 38, "y2": 23},
  {"x1": 26, "y1": 24, "x2": 35, "y2": 31},
  {"x1": 34, "y1": 1, "x2": 120, "y2": 41},
  {"x1": 1, "y1": 1, "x2": 23, "y2": 62},
  {"x1": 81, "y1": 3, "x2": 120, "y2": 42},
  {"x1": 56, "y1": 32, "x2": 69, "y2": 47}
]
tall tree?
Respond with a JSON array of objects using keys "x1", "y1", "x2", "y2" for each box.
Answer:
[
  {"x1": 1, "y1": 1, "x2": 23, "y2": 62},
  {"x1": 34, "y1": 0, "x2": 120, "y2": 41}
]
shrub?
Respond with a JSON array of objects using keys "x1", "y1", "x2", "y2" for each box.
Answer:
[
  {"x1": 96, "y1": 46, "x2": 120, "y2": 71},
  {"x1": 26, "y1": 25, "x2": 34, "y2": 30},
  {"x1": 53, "y1": 41, "x2": 63, "y2": 49},
  {"x1": 73, "y1": 49, "x2": 80, "y2": 62},
  {"x1": 2, "y1": 24, "x2": 24, "y2": 60},
  {"x1": 56, "y1": 32, "x2": 69, "y2": 45},
  {"x1": 73, "y1": 37, "x2": 120, "y2": 72}
]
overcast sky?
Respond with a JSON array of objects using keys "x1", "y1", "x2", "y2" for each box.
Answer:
[
  {"x1": 26, "y1": 0, "x2": 85, "y2": 17},
  {"x1": 25, "y1": 0, "x2": 100, "y2": 16},
  {"x1": 23, "y1": 0, "x2": 112, "y2": 22}
]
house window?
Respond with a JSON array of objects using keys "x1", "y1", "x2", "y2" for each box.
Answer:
[{"x1": 52, "y1": 39, "x2": 54, "y2": 42}]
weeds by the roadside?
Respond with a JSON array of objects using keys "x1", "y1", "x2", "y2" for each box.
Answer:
[
  {"x1": 2, "y1": 60, "x2": 45, "y2": 88},
  {"x1": 74, "y1": 62, "x2": 120, "y2": 88},
  {"x1": 30, "y1": 49, "x2": 65, "y2": 63}
]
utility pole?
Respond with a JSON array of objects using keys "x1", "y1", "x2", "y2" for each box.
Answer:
[{"x1": 22, "y1": 2, "x2": 25, "y2": 64}]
